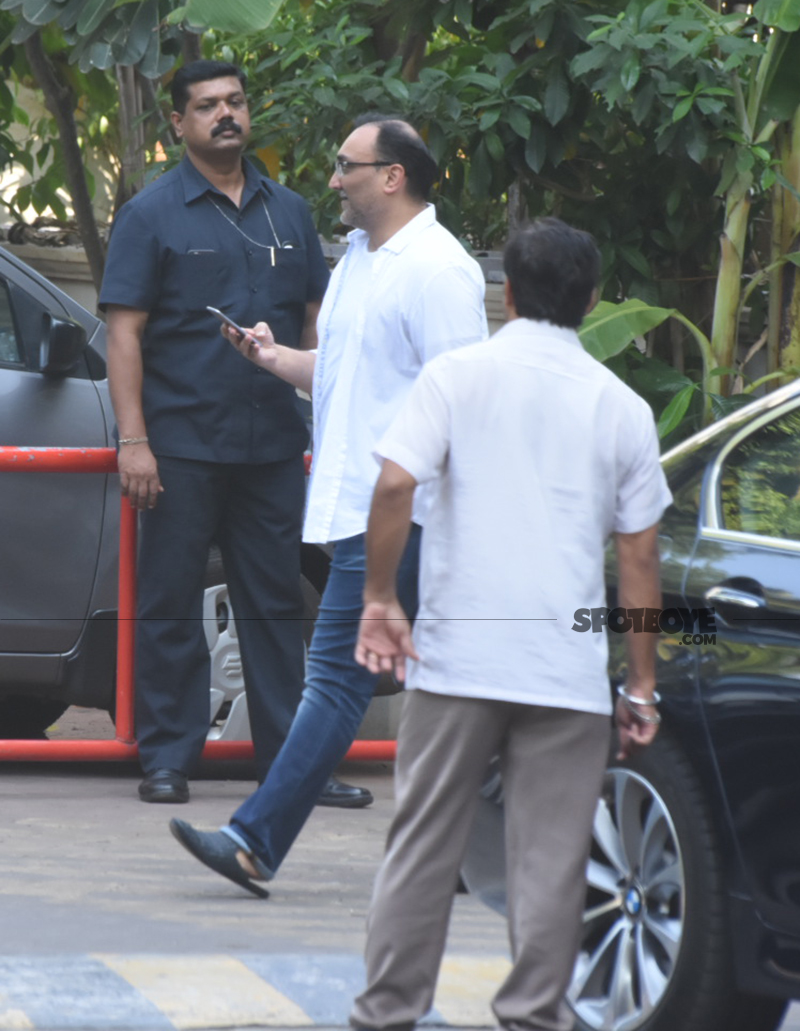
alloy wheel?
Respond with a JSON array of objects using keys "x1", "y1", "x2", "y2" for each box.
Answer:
[{"x1": 568, "y1": 768, "x2": 684, "y2": 1031}]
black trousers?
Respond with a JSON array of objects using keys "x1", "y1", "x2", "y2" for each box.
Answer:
[{"x1": 134, "y1": 454, "x2": 306, "y2": 781}]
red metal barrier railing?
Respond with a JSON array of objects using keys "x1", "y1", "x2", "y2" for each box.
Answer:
[{"x1": 0, "y1": 446, "x2": 396, "y2": 763}]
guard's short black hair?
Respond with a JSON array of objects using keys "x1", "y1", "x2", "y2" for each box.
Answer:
[
  {"x1": 503, "y1": 218, "x2": 601, "y2": 328},
  {"x1": 171, "y1": 60, "x2": 247, "y2": 114},
  {"x1": 353, "y1": 113, "x2": 439, "y2": 201}
]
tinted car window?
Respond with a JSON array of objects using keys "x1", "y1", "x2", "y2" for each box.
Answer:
[
  {"x1": 720, "y1": 407, "x2": 800, "y2": 540},
  {"x1": 0, "y1": 279, "x2": 21, "y2": 365}
]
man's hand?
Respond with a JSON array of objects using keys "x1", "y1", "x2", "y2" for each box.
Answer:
[
  {"x1": 355, "y1": 599, "x2": 419, "y2": 682},
  {"x1": 117, "y1": 442, "x2": 162, "y2": 510},
  {"x1": 614, "y1": 692, "x2": 660, "y2": 760},
  {"x1": 223, "y1": 320, "x2": 279, "y2": 371},
  {"x1": 222, "y1": 320, "x2": 315, "y2": 394}
]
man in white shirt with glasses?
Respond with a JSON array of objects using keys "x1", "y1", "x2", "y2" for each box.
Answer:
[{"x1": 170, "y1": 114, "x2": 488, "y2": 898}]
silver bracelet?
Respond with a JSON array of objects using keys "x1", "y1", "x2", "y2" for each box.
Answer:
[
  {"x1": 617, "y1": 686, "x2": 662, "y2": 725},
  {"x1": 118, "y1": 436, "x2": 149, "y2": 446},
  {"x1": 618, "y1": 685, "x2": 661, "y2": 707}
]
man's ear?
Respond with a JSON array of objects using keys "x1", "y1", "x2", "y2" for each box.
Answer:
[
  {"x1": 383, "y1": 163, "x2": 405, "y2": 195},
  {"x1": 585, "y1": 286, "x2": 600, "y2": 315},
  {"x1": 170, "y1": 110, "x2": 183, "y2": 138}
]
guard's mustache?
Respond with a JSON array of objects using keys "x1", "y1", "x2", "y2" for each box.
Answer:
[{"x1": 211, "y1": 119, "x2": 242, "y2": 137}]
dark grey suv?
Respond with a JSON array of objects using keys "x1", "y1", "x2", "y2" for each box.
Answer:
[{"x1": 0, "y1": 245, "x2": 326, "y2": 740}]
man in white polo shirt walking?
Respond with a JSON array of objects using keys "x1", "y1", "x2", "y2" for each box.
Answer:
[{"x1": 351, "y1": 218, "x2": 671, "y2": 1031}]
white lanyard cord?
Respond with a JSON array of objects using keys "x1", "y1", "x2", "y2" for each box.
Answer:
[{"x1": 206, "y1": 193, "x2": 282, "y2": 251}]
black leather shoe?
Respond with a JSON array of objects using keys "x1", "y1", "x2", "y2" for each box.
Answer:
[
  {"x1": 169, "y1": 819, "x2": 269, "y2": 899},
  {"x1": 138, "y1": 768, "x2": 189, "y2": 803},
  {"x1": 316, "y1": 774, "x2": 373, "y2": 809}
]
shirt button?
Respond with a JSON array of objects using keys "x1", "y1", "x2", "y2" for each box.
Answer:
[
  {"x1": 253, "y1": 401, "x2": 261, "y2": 409},
  {"x1": 248, "y1": 249, "x2": 253, "y2": 256},
  {"x1": 251, "y1": 286, "x2": 258, "y2": 293}
]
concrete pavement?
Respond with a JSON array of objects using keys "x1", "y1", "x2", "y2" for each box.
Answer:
[
  {"x1": 0, "y1": 738, "x2": 509, "y2": 1031},
  {"x1": 1, "y1": 708, "x2": 799, "y2": 1031}
]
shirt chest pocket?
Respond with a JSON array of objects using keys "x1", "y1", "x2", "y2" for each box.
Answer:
[
  {"x1": 269, "y1": 245, "x2": 309, "y2": 304},
  {"x1": 172, "y1": 250, "x2": 229, "y2": 311}
]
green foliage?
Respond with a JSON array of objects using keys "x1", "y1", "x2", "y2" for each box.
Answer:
[
  {"x1": 0, "y1": 0, "x2": 288, "y2": 75},
  {"x1": 216, "y1": 0, "x2": 751, "y2": 331},
  {"x1": 4, "y1": 0, "x2": 800, "y2": 448},
  {"x1": 721, "y1": 408, "x2": 800, "y2": 539},
  {"x1": 0, "y1": 0, "x2": 184, "y2": 76},
  {"x1": 754, "y1": 0, "x2": 800, "y2": 33},
  {"x1": 580, "y1": 299, "x2": 676, "y2": 362},
  {"x1": 578, "y1": 296, "x2": 755, "y2": 444},
  {"x1": 212, "y1": 0, "x2": 605, "y2": 244},
  {"x1": 169, "y1": 0, "x2": 285, "y2": 35},
  {"x1": 0, "y1": 23, "x2": 122, "y2": 223}
]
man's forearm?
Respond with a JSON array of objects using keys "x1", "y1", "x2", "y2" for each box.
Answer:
[
  {"x1": 105, "y1": 306, "x2": 162, "y2": 507},
  {"x1": 299, "y1": 300, "x2": 322, "y2": 351},
  {"x1": 615, "y1": 526, "x2": 662, "y2": 695},
  {"x1": 364, "y1": 462, "x2": 417, "y2": 603},
  {"x1": 265, "y1": 344, "x2": 316, "y2": 395}
]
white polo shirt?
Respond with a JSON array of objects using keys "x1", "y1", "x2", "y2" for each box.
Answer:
[
  {"x1": 375, "y1": 318, "x2": 673, "y2": 714},
  {"x1": 303, "y1": 205, "x2": 487, "y2": 544}
]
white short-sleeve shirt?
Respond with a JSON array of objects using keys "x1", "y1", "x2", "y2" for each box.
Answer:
[
  {"x1": 303, "y1": 205, "x2": 487, "y2": 544},
  {"x1": 375, "y1": 318, "x2": 673, "y2": 715}
]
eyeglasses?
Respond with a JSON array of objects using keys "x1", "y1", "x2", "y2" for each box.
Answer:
[{"x1": 334, "y1": 159, "x2": 391, "y2": 177}]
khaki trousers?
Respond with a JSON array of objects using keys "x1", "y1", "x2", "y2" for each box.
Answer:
[{"x1": 350, "y1": 690, "x2": 610, "y2": 1031}]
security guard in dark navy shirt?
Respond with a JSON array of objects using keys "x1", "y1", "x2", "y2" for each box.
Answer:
[{"x1": 99, "y1": 60, "x2": 333, "y2": 804}]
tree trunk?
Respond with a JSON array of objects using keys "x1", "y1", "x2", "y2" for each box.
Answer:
[
  {"x1": 113, "y1": 70, "x2": 169, "y2": 215},
  {"x1": 114, "y1": 65, "x2": 146, "y2": 211},
  {"x1": 23, "y1": 31, "x2": 106, "y2": 293},
  {"x1": 400, "y1": 34, "x2": 426, "y2": 82},
  {"x1": 770, "y1": 112, "x2": 800, "y2": 384},
  {"x1": 507, "y1": 179, "x2": 528, "y2": 234},
  {"x1": 710, "y1": 172, "x2": 751, "y2": 393},
  {"x1": 181, "y1": 31, "x2": 202, "y2": 65}
]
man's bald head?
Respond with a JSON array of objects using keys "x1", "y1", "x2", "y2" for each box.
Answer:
[{"x1": 352, "y1": 114, "x2": 439, "y2": 201}]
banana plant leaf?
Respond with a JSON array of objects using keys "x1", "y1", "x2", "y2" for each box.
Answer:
[
  {"x1": 754, "y1": 0, "x2": 800, "y2": 31},
  {"x1": 180, "y1": 0, "x2": 285, "y2": 33},
  {"x1": 578, "y1": 298, "x2": 675, "y2": 362}
]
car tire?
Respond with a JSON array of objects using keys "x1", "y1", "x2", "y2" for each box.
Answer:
[
  {"x1": 0, "y1": 696, "x2": 68, "y2": 739},
  {"x1": 570, "y1": 732, "x2": 787, "y2": 1031},
  {"x1": 202, "y1": 548, "x2": 320, "y2": 741}
]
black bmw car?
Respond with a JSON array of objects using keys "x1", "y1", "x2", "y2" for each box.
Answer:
[{"x1": 463, "y1": 377, "x2": 800, "y2": 1031}]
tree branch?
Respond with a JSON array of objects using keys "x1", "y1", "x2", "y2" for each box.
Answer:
[{"x1": 23, "y1": 30, "x2": 106, "y2": 293}]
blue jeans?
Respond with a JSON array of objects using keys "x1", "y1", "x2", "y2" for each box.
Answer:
[{"x1": 224, "y1": 526, "x2": 421, "y2": 876}]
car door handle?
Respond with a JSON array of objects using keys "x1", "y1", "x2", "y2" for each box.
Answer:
[{"x1": 705, "y1": 585, "x2": 766, "y2": 609}]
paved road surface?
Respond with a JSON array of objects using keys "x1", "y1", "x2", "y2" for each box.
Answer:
[
  {"x1": 0, "y1": 704, "x2": 509, "y2": 1031},
  {"x1": 0, "y1": 707, "x2": 798, "y2": 1031}
]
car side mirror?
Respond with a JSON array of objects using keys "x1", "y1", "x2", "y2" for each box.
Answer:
[{"x1": 39, "y1": 314, "x2": 87, "y2": 376}]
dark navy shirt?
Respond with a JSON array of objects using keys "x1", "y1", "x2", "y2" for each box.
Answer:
[{"x1": 99, "y1": 156, "x2": 329, "y2": 464}]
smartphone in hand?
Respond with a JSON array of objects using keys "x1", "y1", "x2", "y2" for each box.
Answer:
[{"x1": 206, "y1": 306, "x2": 248, "y2": 340}]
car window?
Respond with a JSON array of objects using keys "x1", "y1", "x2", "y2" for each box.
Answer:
[
  {"x1": 720, "y1": 407, "x2": 800, "y2": 540},
  {"x1": 0, "y1": 278, "x2": 22, "y2": 365}
]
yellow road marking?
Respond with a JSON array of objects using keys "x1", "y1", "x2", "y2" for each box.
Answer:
[
  {"x1": 434, "y1": 956, "x2": 511, "y2": 1025},
  {"x1": 95, "y1": 955, "x2": 311, "y2": 1029}
]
